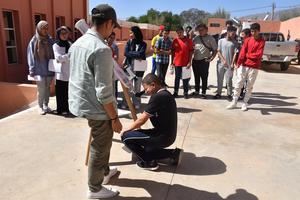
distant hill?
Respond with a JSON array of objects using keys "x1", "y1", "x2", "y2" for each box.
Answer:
[{"x1": 240, "y1": 7, "x2": 300, "y2": 21}]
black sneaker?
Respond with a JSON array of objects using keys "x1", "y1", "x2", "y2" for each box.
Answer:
[
  {"x1": 191, "y1": 91, "x2": 199, "y2": 96},
  {"x1": 200, "y1": 94, "x2": 207, "y2": 99},
  {"x1": 170, "y1": 148, "x2": 184, "y2": 166},
  {"x1": 173, "y1": 93, "x2": 179, "y2": 98},
  {"x1": 184, "y1": 94, "x2": 189, "y2": 99},
  {"x1": 227, "y1": 95, "x2": 233, "y2": 101},
  {"x1": 136, "y1": 160, "x2": 159, "y2": 171},
  {"x1": 214, "y1": 94, "x2": 221, "y2": 99}
]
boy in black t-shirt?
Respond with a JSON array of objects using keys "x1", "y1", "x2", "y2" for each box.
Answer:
[{"x1": 121, "y1": 73, "x2": 183, "y2": 170}]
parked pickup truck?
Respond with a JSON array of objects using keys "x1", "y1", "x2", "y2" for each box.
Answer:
[{"x1": 260, "y1": 32, "x2": 299, "y2": 71}]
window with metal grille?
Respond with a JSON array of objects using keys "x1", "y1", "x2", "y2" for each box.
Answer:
[
  {"x1": 210, "y1": 23, "x2": 221, "y2": 27},
  {"x1": 3, "y1": 11, "x2": 18, "y2": 64},
  {"x1": 34, "y1": 13, "x2": 46, "y2": 26},
  {"x1": 55, "y1": 16, "x2": 65, "y2": 29}
]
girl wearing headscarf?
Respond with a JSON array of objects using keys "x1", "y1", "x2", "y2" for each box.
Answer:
[
  {"x1": 27, "y1": 20, "x2": 54, "y2": 115},
  {"x1": 53, "y1": 26, "x2": 72, "y2": 115},
  {"x1": 123, "y1": 26, "x2": 147, "y2": 109}
]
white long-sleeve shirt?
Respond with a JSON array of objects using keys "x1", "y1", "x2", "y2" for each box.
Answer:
[{"x1": 53, "y1": 43, "x2": 71, "y2": 81}]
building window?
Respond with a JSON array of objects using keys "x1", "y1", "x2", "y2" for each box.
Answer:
[
  {"x1": 34, "y1": 14, "x2": 46, "y2": 26},
  {"x1": 74, "y1": 18, "x2": 82, "y2": 40},
  {"x1": 210, "y1": 23, "x2": 220, "y2": 27},
  {"x1": 3, "y1": 11, "x2": 18, "y2": 64},
  {"x1": 55, "y1": 16, "x2": 65, "y2": 29}
]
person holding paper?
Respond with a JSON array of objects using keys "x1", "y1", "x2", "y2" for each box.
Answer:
[
  {"x1": 27, "y1": 20, "x2": 54, "y2": 115},
  {"x1": 68, "y1": 4, "x2": 122, "y2": 199},
  {"x1": 124, "y1": 26, "x2": 147, "y2": 109},
  {"x1": 171, "y1": 26, "x2": 194, "y2": 99},
  {"x1": 192, "y1": 23, "x2": 217, "y2": 99},
  {"x1": 52, "y1": 26, "x2": 72, "y2": 115},
  {"x1": 121, "y1": 73, "x2": 183, "y2": 170},
  {"x1": 151, "y1": 25, "x2": 165, "y2": 74},
  {"x1": 214, "y1": 26, "x2": 238, "y2": 100},
  {"x1": 155, "y1": 28, "x2": 172, "y2": 87}
]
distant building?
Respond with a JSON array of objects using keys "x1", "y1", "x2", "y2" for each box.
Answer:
[
  {"x1": 0, "y1": 0, "x2": 88, "y2": 83},
  {"x1": 207, "y1": 18, "x2": 281, "y2": 36}
]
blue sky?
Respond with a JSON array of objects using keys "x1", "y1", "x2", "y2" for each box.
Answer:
[{"x1": 89, "y1": 0, "x2": 300, "y2": 20}]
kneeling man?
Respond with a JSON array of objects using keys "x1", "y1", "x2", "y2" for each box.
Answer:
[{"x1": 121, "y1": 73, "x2": 183, "y2": 170}]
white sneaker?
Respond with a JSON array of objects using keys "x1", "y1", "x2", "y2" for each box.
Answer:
[
  {"x1": 226, "y1": 101, "x2": 237, "y2": 109},
  {"x1": 102, "y1": 166, "x2": 118, "y2": 185},
  {"x1": 241, "y1": 103, "x2": 248, "y2": 111},
  {"x1": 38, "y1": 108, "x2": 46, "y2": 115},
  {"x1": 43, "y1": 106, "x2": 52, "y2": 113},
  {"x1": 87, "y1": 186, "x2": 119, "y2": 199}
]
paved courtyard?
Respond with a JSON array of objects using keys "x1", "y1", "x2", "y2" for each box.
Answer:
[{"x1": 0, "y1": 59, "x2": 300, "y2": 200}]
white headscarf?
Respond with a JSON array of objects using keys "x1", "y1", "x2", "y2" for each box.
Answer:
[{"x1": 34, "y1": 21, "x2": 54, "y2": 60}]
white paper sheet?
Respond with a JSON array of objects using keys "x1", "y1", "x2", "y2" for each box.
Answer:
[
  {"x1": 48, "y1": 59, "x2": 62, "y2": 73},
  {"x1": 182, "y1": 66, "x2": 191, "y2": 79},
  {"x1": 27, "y1": 75, "x2": 42, "y2": 81},
  {"x1": 133, "y1": 60, "x2": 147, "y2": 71}
]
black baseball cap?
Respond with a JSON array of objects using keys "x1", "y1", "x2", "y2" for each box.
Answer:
[{"x1": 91, "y1": 4, "x2": 121, "y2": 29}]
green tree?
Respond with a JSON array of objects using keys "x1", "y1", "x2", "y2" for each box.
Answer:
[
  {"x1": 127, "y1": 16, "x2": 139, "y2": 23},
  {"x1": 147, "y1": 8, "x2": 160, "y2": 24},
  {"x1": 139, "y1": 15, "x2": 149, "y2": 23},
  {"x1": 180, "y1": 8, "x2": 210, "y2": 27},
  {"x1": 210, "y1": 8, "x2": 230, "y2": 19}
]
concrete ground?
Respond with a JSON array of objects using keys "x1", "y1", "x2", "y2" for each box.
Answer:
[{"x1": 0, "y1": 59, "x2": 300, "y2": 200}]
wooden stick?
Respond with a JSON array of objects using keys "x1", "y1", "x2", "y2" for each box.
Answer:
[
  {"x1": 85, "y1": 130, "x2": 92, "y2": 166},
  {"x1": 120, "y1": 83, "x2": 137, "y2": 121}
]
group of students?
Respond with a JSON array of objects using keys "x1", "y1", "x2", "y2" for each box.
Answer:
[
  {"x1": 150, "y1": 20, "x2": 265, "y2": 111},
  {"x1": 150, "y1": 23, "x2": 217, "y2": 99},
  {"x1": 27, "y1": 21, "x2": 72, "y2": 116},
  {"x1": 27, "y1": 4, "x2": 265, "y2": 198}
]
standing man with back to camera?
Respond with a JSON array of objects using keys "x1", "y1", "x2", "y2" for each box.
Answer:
[{"x1": 68, "y1": 4, "x2": 122, "y2": 199}]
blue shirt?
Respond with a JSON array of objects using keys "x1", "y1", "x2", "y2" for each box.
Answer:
[
  {"x1": 27, "y1": 36, "x2": 55, "y2": 77},
  {"x1": 68, "y1": 29, "x2": 116, "y2": 120}
]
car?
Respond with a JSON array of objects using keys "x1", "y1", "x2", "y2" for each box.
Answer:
[{"x1": 261, "y1": 32, "x2": 299, "y2": 71}]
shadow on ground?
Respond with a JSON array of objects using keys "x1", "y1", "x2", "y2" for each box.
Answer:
[
  {"x1": 110, "y1": 152, "x2": 226, "y2": 176},
  {"x1": 110, "y1": 178, "x2": 258, "y2": 200},
  {"x1": 158, "y1": 152, "x2": 226, "y2": 176},
  {"x1": 177, "y1": 107, "x2": 202, "y2": 113},
  {"x1": 249, "y1": 92, "x2": 300, "y2": 115}
]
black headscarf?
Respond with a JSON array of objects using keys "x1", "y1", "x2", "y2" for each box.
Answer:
[
  {"x1": 56, "y1": 26, "x2": 70, "y2": 53},
  {"x1": 131, "y1": 26, "x2": 143, "y2": 45}
]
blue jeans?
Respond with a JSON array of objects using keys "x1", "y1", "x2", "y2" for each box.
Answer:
[
  {"x1": 174, "y1": 67, "x2": 190, "y2": 95},
  {"x1": 121, "y1": 129, "x2": 175, "y2": 162},
  {"x1": 151, "y1": 57, "x2": 157, "y2": 74}
]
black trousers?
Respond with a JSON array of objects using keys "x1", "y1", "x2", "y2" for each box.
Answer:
[
  {"x1": 121, "y1": 129, "x2": 175, "y2": 162},
  {"x1": 174, "y1": 67, "x2": 189, "y2": 95},
  {"x1": 157, "y1": 62, "x2": 169, "y2": 85},
  {"x1": 55, "y1": 80, "x2": 69, "y2": 113},
  {"x1": 192, "y1": 59, "x2": 210, "y2": 94}
]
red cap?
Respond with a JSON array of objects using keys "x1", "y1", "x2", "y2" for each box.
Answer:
[{"x1": 159, "y1": 25, "x2": 165, "y2": 30}]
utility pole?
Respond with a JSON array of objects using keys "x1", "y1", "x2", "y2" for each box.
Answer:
[{"x1": 271, "y1": 2, "x2": 276, "y2": 20}]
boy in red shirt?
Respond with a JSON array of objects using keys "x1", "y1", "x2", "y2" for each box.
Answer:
[
  {"x1": 227, "y1": 23, "x2": 265, "y2": 111},
  {"x1": 171, "y1": 26, "x2": 194, "y2": 99}
]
